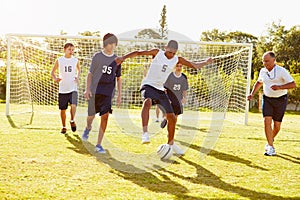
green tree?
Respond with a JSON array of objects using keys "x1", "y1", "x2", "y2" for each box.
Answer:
[
  {"x1": 289, "y1": 74, "x2": 300, "y2": 110},
  {"x1": 135, "y1": 29, "x2": 161, "y2": 39},
  {"x1": 78, "y1": 31, "x2": 100, "y2": 37},
  {"x1": 159, "y1": 5, "x2": 168, "y2": 40},
  {"x1": 200, "y1": 29, "x2": 227, "y2": 42}
]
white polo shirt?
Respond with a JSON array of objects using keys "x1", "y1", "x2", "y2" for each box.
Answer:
[{"x1": 258, "y1": 65, "x2": 294, "y2": 98}]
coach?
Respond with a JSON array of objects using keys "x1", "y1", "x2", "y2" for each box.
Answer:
[{"x1": 247, "y1": 51, "x2": 296, "y2": 156}]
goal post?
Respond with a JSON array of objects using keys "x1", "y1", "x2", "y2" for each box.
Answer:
[{"x1": 5, "y1": 33, "x2": 253, "y2": 128}]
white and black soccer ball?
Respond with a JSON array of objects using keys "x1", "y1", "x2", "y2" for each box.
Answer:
[{"x1": 157, "y1": 144, "x2": 173, "y2": 160}]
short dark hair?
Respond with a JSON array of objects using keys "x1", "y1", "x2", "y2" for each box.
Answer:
[
  {"x1": 103, "y1": 33, "x2": 118, "y2": 47},
  {"x1": 167, "y1": 40, "x2": 178, "y2": 50},
  {"x1": 265, "y1": 51, "x2": 276, "y2": 58},
  {"x1": 64, "y1": 43, "x2": 74, "y2": 49}
]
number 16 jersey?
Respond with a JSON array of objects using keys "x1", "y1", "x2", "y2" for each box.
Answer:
[
  {"x1": 141, "y1": 49, "x2": 178, "y2": 91},
  {"x1": 58, "y1": 56, "x2": 79, "y2": 94}
]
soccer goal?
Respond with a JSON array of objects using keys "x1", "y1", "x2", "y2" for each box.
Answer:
[{"x1": 5, "y1": 34, "x2": 252, "y2": 129}]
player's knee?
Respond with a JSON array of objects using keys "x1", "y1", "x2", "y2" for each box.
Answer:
[
  {"x1": 166, "y1": 113, "x2": 176, "y2": 124},
  {"x1": 143, "y1": 98, "x2": 152, "y2": 108}
]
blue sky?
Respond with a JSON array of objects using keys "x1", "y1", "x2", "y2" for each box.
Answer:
[{"x1": 1, "y1": 0, "x2": 299, "y2": 40}]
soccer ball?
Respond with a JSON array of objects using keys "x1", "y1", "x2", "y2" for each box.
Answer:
[{"x1": 157, "y1": 144, "x2": 173, "y2": 160}]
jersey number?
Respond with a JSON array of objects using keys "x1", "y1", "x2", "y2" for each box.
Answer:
[
  {"x1": 103, "y1": 65, "x2": 112, "y2": 74},
  {"x1": 64, "y1": 66, "x2": 72, "y2": 72},
  {"x1": 173, "y1": 84, "x2": 181, "y2": 91},
  {"x1": 161, "y1": 65, "x2": 167, "y2": 72}
]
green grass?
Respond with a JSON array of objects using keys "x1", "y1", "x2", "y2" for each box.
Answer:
[{"x1": 0, "y1": 103, "x2": 300, "y2": 199}]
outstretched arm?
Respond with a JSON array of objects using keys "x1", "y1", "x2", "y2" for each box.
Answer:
[
  {"x1": 115, "y1": 49, "x2": 159, "y2": 65},
  {"x1": 178, "y1": 56, "x2": 214, "y2": 70}
]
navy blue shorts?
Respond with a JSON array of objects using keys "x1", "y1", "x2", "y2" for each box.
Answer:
[
  {"x1": 88, "y1": 94, "x2": 112, "y2": 116},
  {"x1": 140, "y1": 85, "x2": 174, "y2": 114},
  {"x1": 171, "y1": 103, "x2": 183, "y2": 116},
  {"x1": 262, "y1": 94, "x2": 288, "y2": 122},
  {"x1": 58, "y1": 91, "x2": 78, "y2": 110}
]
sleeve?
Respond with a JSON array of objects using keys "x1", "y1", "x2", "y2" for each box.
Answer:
[
  {"x1": 282, "y1": 68, "x2": 294, "y2": 83},
  {"x1": 182, "y1": 73, "x2": 189, "y2": 90},
  {"x1": 89, "y1": 53, "x2": 98, "y2": 74}
]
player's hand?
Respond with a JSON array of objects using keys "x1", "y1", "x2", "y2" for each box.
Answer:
[
  {"x1": 55, "y1": 78, "x2": 62, "y2": 83},
  {"x1": 271, "y1": 85, "x2": 281, "y2": 90},
  {"x1": 205, "y1": 57, "x2": 214, "y2": 65},
  {"x1": 115, "y1": 57, "x2": 125, "y2": 65},
  {"x1": 181, "y1": 98, "x2": 187, "y2": 105},
  {"x1": 116, "y1": 95, "x2": 121, "y2": 108},
  {"x1": 74, "y1": 77, "x2": 79, "y2": 84},
  {"x1": 247, "y1": 94, "x2": 253, "y2": 101},
  {"x1": 84, "y1": 90, "x2": 92, "y2": 100}
]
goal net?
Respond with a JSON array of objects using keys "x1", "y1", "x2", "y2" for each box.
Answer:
[{"x1": 5, "y1": 34, "x2": 252, "y2": 158}]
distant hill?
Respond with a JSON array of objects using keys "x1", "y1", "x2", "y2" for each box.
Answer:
[{"x1": 117, "y1": 28, "x2": 194, "y2": 42}]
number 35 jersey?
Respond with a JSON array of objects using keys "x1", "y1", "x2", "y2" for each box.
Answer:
[
  {"x1": 58, "y1": 56, "x2": 79, "y2": 93},
  {"x1": 141, "y1": 49, "x2": 178, "y2": 91},
  {"x1": 89, "y1": 51, "x2": 121, "y2": 96}
]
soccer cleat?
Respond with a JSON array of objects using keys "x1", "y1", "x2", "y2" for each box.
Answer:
[
  {"x1": 264, "y1": 145, "x2": 276, "y2": 156},
  {"x1": 265, "y1": 139, "x2": 274, "y2": 151},
  {"x1": 265, "y1": 144, "x2": 269, "y2": 151},
  {"x1": 172, "y1": 143, "x2": 184, "y2": 156},
  {"x1": 70, "y1": 121, "x2": 76, "y2": 132},
  {"x1": 95, "y1": 144, "x2": 106, "y2": 153},
  {"x1": 160, "y1": 118, "x2": 167, "y2": 129},
  {"x1": 61, "y1": 127, "x2": 67, "y2": 134},
  {"x1": 81, "y1": 127, "x2": 91, "y2": 141},
  {"x1": 142, "y1": 132, "x2": 150, "y2": 144}
]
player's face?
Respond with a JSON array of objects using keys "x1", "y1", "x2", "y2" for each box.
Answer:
[
  {"x1": 262, "y1": 54, "x2": 275, "y2": 70},
  {"x1": 165, "y1": 47, "x2": 177, "y2": 59},
  {"x1": 104, "y1": 43, "x2": 117, "y2": 53},
  {"x1": 65, "y1": 46, "x2": 74, "y2": 56},
  {"x1": 175, "y1": 63, "x2": 183, "y2": 72}
]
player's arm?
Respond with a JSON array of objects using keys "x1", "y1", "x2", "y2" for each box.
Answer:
[
  {"x1": 247, "y1": 81, "x2": 263, "y2": 100},
  {"x1": 182, "y1": 90, "x2": 188, "y2": 105},
  {"x1": 116, "y1": 77, "x2": 122, "y2": 108},
  {"x1": 50, "y1": 60, "x2": 61, "y2": 82},
  {"x1": 116, "y1": 49, "x2": 159, "y2": 65},
  {"x1": 178, "y1": 56, "x2": 214, "y2": 70},
  {"x1": 84, "y1": 72, "x2": 93, "y2": 100},
  {"x1": 75, "y1": 60, "x2": 81, "y2": 83}
]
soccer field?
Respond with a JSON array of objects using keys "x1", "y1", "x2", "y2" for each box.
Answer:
[{"x1": 0, "y1": 103, "x2": 299, "y2": 199}]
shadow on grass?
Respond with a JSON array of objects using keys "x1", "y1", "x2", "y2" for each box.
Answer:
[
  {"x1": 63, "y1": 133, "x2": 298, "y2": 199},
  {"x1": 63, "y1": 133, "x2": 219, "y2": 199},
  {"x1": 64, "y1": 133, "x2": 90, "y2": 155},
  {"x1": 177, "y1": 140, "x2": 268, "y2": 171},
  {"x1": 176, "y1": 124, "x2": 208, "y2": 132},
  {"x1": 276, "y1": 153, "x2": 300, "y2": 165},
  {"x1": 161, "y1": 157, "x2": 293, "y2": 200}
]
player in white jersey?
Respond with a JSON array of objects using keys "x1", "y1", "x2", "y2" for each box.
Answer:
[
  {"x1": 248, "y1": 51, "x2": 296, "y2": 156},
  {"x1": 117, "y1": 40, "x2": 213, "y2": 155},
  {"x1": 51, "y1": 43, "x2": 80, "y2": 134}
]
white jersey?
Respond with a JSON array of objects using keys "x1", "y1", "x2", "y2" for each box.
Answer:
[
  {"x1": 258, "y1": 65, "x2": 294, "y2": 98},
  {"x1": 141, "y1": 49, "x2": 178, "y2": 91},
  {"x1": 58, "y1": 56, "x2": 78, "y2": 93}
]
